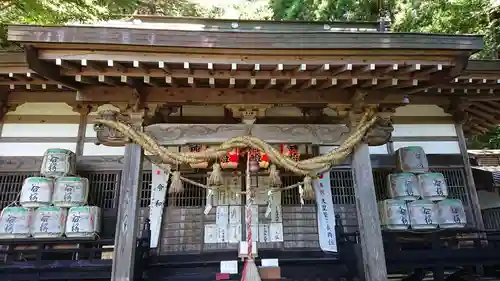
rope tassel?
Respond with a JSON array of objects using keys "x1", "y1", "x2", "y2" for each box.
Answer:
[
  {"x1": 302, "y1": 176, "x2": 314, "y2": 200},
  {"x1": 169, "y1": 171, "x2": 184, "y2": 194},
  {"x1": 268, "y1": 164, "x2": 282, "y2": 187},
  {"x1": 208, "y1": 163, "x2": 224, "y2": 187}
]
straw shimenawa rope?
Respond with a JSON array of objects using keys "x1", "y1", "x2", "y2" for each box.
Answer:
[{"x1": 94, "y1": 109, "x2": 378, "y2": 178}]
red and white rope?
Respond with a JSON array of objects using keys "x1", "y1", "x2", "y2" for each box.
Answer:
[{"x1": 246, "y1": 151, "x2": 253, "y2": 258}]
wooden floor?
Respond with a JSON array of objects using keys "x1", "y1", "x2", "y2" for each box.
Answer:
[{"x1": 388, "y1": 272, "x2": 500, "y2": 281}]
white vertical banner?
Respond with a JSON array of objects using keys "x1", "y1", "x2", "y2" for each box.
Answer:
[
  {"x1": 314, "y1": 171, "x2": 337, "y2": 252},
  {"x1": 150, "y1": 164, "x2": 171, "y2": 248}
]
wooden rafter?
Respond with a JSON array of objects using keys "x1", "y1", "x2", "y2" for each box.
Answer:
[{"x1": 24, "y1": 45, "x2": 83, "y2": 90}]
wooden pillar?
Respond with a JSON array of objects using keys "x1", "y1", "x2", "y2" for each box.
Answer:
[
  {"x1": 351, "y1": 143, "x2": 387, "y2": 281},
  {"x1": 455, "y1": 123, "x2": 485, "y2": 229},
  {"x1": 111, "y1": 111, "x2": 144, "y2": 281},
  {"x1": 71, "y1": 104, "x2": 91, "y2": 157}
]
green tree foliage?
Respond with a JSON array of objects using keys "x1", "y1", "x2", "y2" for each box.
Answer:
[
  {"x1": 269, "y1": 0, "x2": 499, "y2": 58},
  {"x1": 469, "y1": 127, "x2": 500, "y2": 149},
  {"x1": 0, "y1": 0, "x2": 224, "y2": 48}
]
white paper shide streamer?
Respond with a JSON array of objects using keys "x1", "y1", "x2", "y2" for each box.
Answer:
[
  {"x1": 149, "y1": 163, "x2": 171, "y2": 248},
  {"x1": 313, "y1": 172, "x2": 337, "y2": 252}
]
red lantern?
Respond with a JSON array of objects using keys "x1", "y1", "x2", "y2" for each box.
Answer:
[
  {"x1": 188, "y1": 144, "x2": 209, "y2": 169},
  {"x1": 220, "y1": 148, "x2": 240, "y2": 169},
  {"x1": 248, "y1": 148, "x2": 269, "y2": 169},
  {"x1": 281, "y1": 144, "x2": 300, "y2": 162}
]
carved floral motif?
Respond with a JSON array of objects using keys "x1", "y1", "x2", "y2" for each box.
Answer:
[{"x1": 145, "y1": 124, "x2": 349, "y2": 145}]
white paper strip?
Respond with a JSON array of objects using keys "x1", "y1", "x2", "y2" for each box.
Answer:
[
  {"x1": 314, "y1": 172, "x2": 337, "y2": 252},
  {"x1": 259, "y1": 224, "x2": 271, "y2": 243},
  {"x1": 229, "y1": 206, "x2": 241, "y2": 224},
  {"x1": 149, "y1": 164, "x2": 170, "y2": 248},
  {"x1": 204, "y1": 224, "x2": 218, "y2": 243},
  {"x1": 269, "y1": 222, "x2": 284, "y2": 242},
  {"x1": 216, "y1": 206, "x2": 229, "y2": 226}
]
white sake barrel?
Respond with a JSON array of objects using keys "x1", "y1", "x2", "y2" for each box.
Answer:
[
  {"x1": 387, "y1": 173, "x2": 421, "y2": 201},
  {"x1": 418, "y1": 173, "x2": 448, "y2": 201},
  {"x1": 396, "y1": 146, "x2": 429, "y2": 173},
  {"x1": 65, "y1": 206, "x2": 101, "y2": 238},
  {"x1": 378, "y1": 199, "x2": 410, "y2": 230},
  {"x1": 0, "y1": 207, "x2": 33, "y2": 239},
  {"x1": 437, "y1": 199, "x2": 467, "y2": 228},
  {"x1": 408, "y1": 200, "x2": 438, "y2": 230},
  {"x1": 40, "y1": 148, "x2": 76, "y2": 178},
  {"x1": 20, "y1": 177, "x2": 54, "y2": 208},
  {"x1": 32, "y1": 206, "x2": 67, "y2": 238},
  {"x1": 52, "y1": 177, "x2": 89, "y2": 207}
]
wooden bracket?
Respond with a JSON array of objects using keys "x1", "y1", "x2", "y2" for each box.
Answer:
[{"x1": 225, "y1": 104, "x2": 272, "y2": 124}]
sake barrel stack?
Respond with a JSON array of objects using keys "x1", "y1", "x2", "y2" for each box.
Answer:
[
  {"x1": 396, "y1": 146, "x2": 429, "y2": 174},
  {"x1": 52, "y1": 177, "x2": 89, "y2": 207},
  {"x1": 418, "y1": 173, "x2": 449, "y2": 201},
  {"x1": 65, "y1": 206, "x2": 102, "y2": 238},
  {"x1": 32, "y1": 206, "x2": 67, "y2": 238},
  {"x1": 387, "y1": 173, "x2": 421, "y2": 201},
  {"x1": 20, "y1": 177, "x2": 54, "y2": 208},
  {"x1": 0, "y1": 207, "x2": 34, "y2": 239},
  {"x1": 408, "y1": 199, "x2": 438, "y2": 230},
  {"x1": 437, "y1": 199, "x2": 467, "y2": 228},
  {"x1": 40, "y1": 148, "x2": 77, "y2": 178},
  {"x1": 378, "y1": 199, "x2": 410, "y2": 230}
]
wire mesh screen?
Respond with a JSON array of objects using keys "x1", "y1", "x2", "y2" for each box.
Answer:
[
  {"x1": 80, "y1": 171, "x2": 121, "y2": 209},
  {"x1": 483, "y1": 208, "x2": 500, "y2": 230},
  {"x1": 157, "y1": 172, "x2": 208, "y2": 254},
  {"x1": 0, "y1": 172, "x2": 39, "y2": 209}
]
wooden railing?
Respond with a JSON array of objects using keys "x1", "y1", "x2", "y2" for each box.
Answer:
[{"x1": 0, "y1": 220, "x2": 151, "y2": 281}]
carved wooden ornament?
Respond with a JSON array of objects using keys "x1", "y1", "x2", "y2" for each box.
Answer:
[{"x1": 94, "y1": 110, "x2": 129, "y2": 147}]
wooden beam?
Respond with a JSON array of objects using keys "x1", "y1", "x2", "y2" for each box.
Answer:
[
  {"x1": 351, "y1": 143, "x2": 387, "y2": 281},
  {"x1": 455, "y1": 123, "x2": 485, "y2": 229},
  {"x1": 25, "y1": 45, "x2": 83, "y2": 90},
  {"x1": 73, "y1": 86, "x2": 454, "y2": 105},
  {"x1": 61, "y1": 67, "x2": 437, "y2": 81},
  {"x1": 111, "y1": 112, "x2": 144, "y2": 281}
]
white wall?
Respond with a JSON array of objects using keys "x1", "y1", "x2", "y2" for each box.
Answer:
[{"x1": 0, "y1": 123, "x2": 79, "y2": 156}]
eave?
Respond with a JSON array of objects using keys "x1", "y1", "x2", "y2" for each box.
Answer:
[
  {"x1": 1, "y1": 20, "x2": 494, "y2": 136},
  {"x1": 7, "y1": 24, "x2": 483, "y2": 51}
]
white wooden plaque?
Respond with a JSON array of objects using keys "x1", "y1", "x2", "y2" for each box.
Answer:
[
  {"x1": 270, "y1": 204, "x2": 283, "y2": 223},
  {"x1": 270, "y1": 223, "x2": 284, "y2": 242},
  {"x1": 216, "y1": 206, "x2": 229, "y2": 226},
  {"x1": 251, "y1": 225, "x2": 259, "y2": 242},
  {"x1": 217, "y1": 226, "x2": 228, "y2": 243},
  {"x1": 220, "y1": 260, "x2": 238, "y2": 274},
  {"x1": 149, "y1": 164, "x2": 170, "y2": 248},
  {"x1": 261, "y1": 259, "x2": 279, "y2": 267},
  {"x1": 229, "y1": 206, "x2": 241, "y2": 224},
  {"x1": 204, "y1": 224, "x2": 217, "y2": 244},
  {"x1": 259, "y1": 224, "x2": 271, "y2": 243},
  {"x1": 228, "y1": 224, "x2": 242, "y2": 243},
  {"x1": 246, "y1": 205, "x2": 259, "y2": 225},
  {"x1": 239, "y1": 241, "x2": 258, "y2": 256},
  {"x1": 255, "y1": 191, "x2": 268, "y2": 205}
]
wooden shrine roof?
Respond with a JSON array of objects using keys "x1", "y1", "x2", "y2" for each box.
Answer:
[{"x1": 0, "y1": 17, "x2": 499, "y2": 135}]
